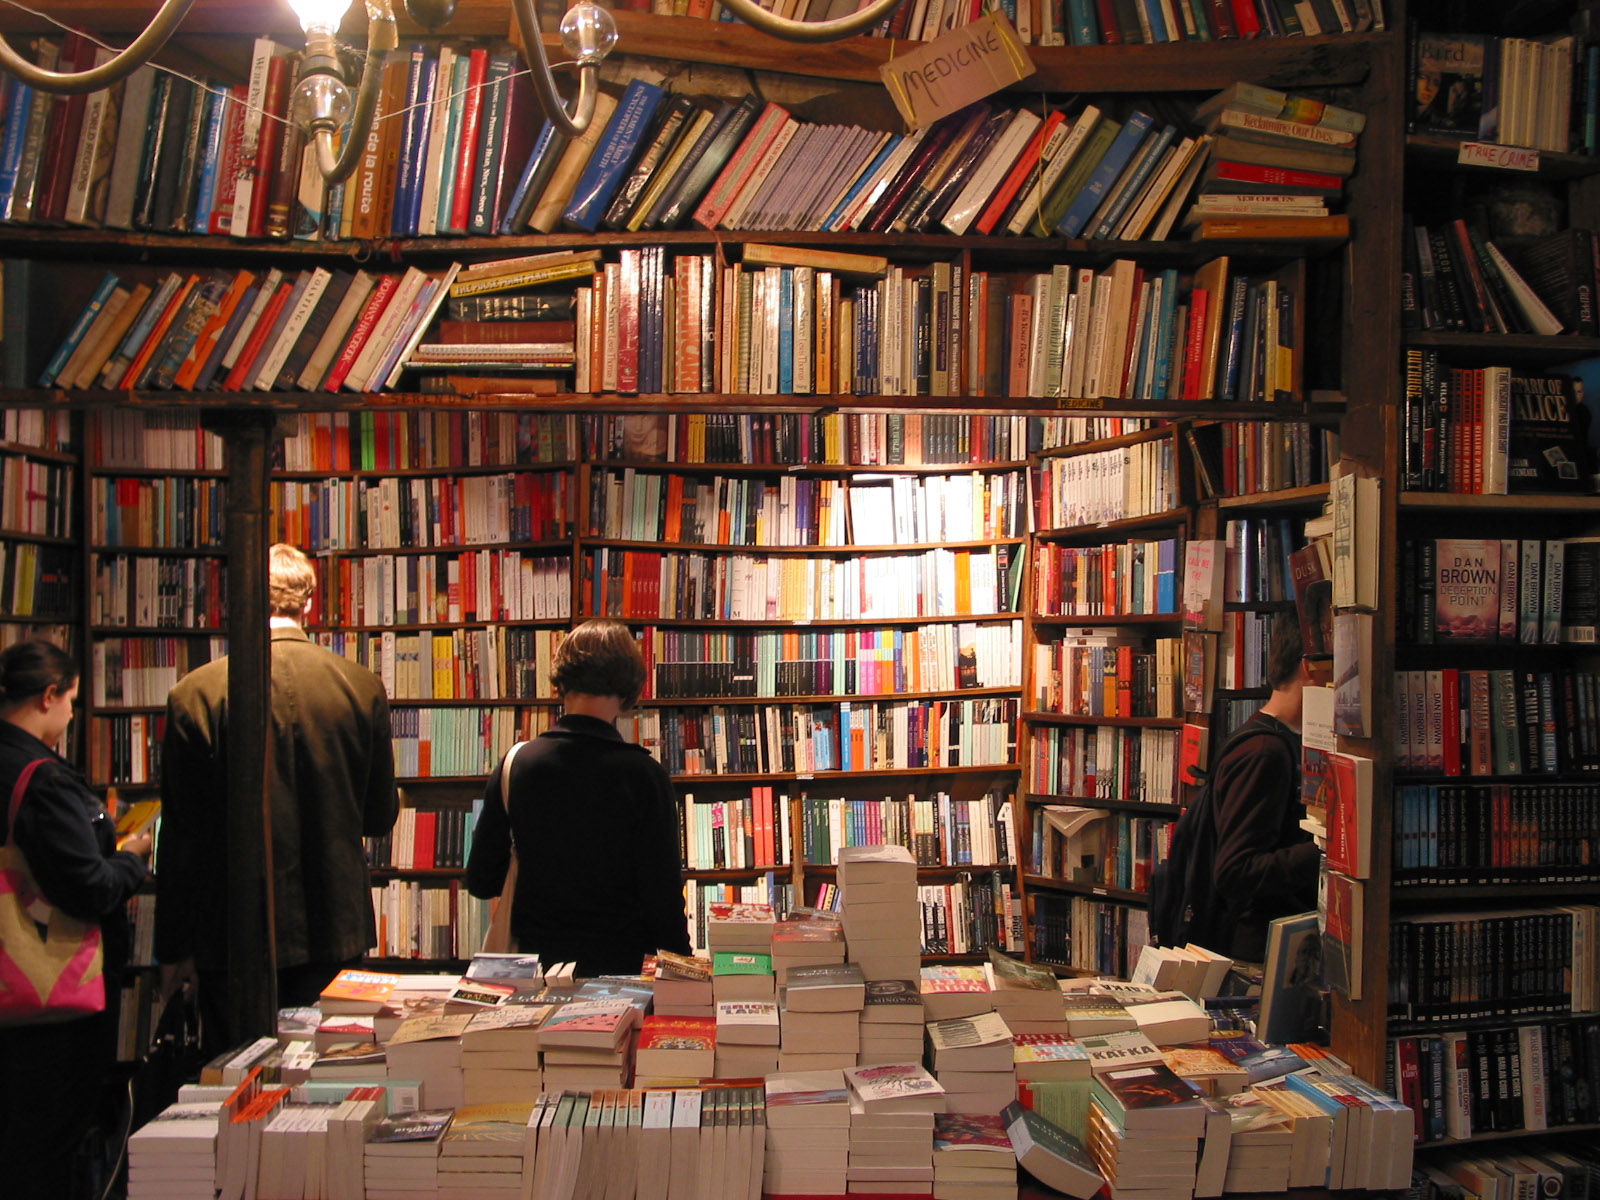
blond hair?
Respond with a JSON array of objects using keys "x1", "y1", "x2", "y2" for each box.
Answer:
[{"x1": 269, "y1": 544, "x2": 316, "y2": 617}]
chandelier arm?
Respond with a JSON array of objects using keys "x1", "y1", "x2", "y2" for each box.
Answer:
[
  {"x1": 0, "y1": 0, "x2": 202, "y2": 95},
  {"x1": 312, "y1": 39, "x2": 392, "y2": 183},
  {"x1": 511, "y1": 0, "x2": 598, "y2": 139},
  {"x1": 710, "y1": 0, "x2": 910, "y2": 42}
]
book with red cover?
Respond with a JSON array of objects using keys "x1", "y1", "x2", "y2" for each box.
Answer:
[
  {"x1": 323, "y1": 274, "x2": 400, "y2": 392},
  {"x1": 1089, "y1": 1061, "x2": 1207, "y2": 1133},
  {"x1": 247, "y1": 52, "x2": 292, "y2": 238},
  {"x1": 1323, "y1": 751, "x2": 1372, "y2": 879}
]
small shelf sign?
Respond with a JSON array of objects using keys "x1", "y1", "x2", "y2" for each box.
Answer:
[{"x1": 1456, "y1": 142, "x2": 1540, "y2": 171}]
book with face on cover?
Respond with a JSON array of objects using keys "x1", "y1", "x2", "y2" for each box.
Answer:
[{"x1": 861, "y1": 978, "x2": 924, "y2": 1024}]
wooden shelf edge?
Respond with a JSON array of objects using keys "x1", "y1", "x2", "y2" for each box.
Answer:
[{"x1": 1399, "y1": 492, "x2": 1600, "y2": 511}]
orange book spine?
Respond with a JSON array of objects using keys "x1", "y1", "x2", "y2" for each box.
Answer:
[{"x1": 117, "y1": 275, "x2": 197, "y2": 389}]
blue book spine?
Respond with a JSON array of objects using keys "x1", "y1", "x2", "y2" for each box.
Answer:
[
  {"x1": 499, "y1": 119, "x2": 556, "y2": 234},
  {"x1": 563, "y1": 78, "x2": 665, "y2": 232},
  {"x1": 1067, "y1": 0, "x2": 1099, "y2": 44},
  {"x1": 1141, "y1": 0, "x2": 1170, "y2": 40},
  {"x1": 778, "y1": 267, "x2": 794, "y2": 394},
  {"x1": 192, "y1": 86, "x2": 229, "y2": 234},
  {"x1": 39, "y1": 271, "x2": 119, "y2": 386},
  {"x1": 1218, "y1": 273, "x2": 1251, "y2": 400},
  {"x1": 391, "y1": 46, "x2": 427, "y2": 237},
  {"x1": 822, "y1": 135, "x2": 900, "y2": 232},
  {"x1": 405, "y1": 54, "x2": 440, "y2": 237},
  {"x1": 1056, "y1": 110, "x2": 1154, "y2": 238},
  {"x1": 1091, "y1": 123, "x2": 1175, "y2": 239},
  {"x1": 436, "y1": 56, "x2": 469, "y2": 232},
  {"x1": 1150, "y1": 268, "x2": 1180, "y2": 399},
  {"x1": 322, "y1": 180, "x2": 343, "y2": 240},
  {"x1": 196, "y1": 284, "x2": 254, "y2": 390},
  {"x1": 1157, "y1": 537, "x2": 1177, "y2": 611},
  {"x1": 0, "y1": 81, "x2": 34, "y2": 219}
]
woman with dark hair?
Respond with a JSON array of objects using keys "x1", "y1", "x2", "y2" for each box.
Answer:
[
  {"x1": 0, "y1": 639, "x2": 151, "y2": 1198},
  {"x1": 467, "y1": 620, "x2": 690, "y2": 976}
]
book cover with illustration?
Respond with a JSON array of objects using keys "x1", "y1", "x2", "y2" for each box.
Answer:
[
  {"x1": 1509, "y1": 373, "x2": 1596, "y2": 493},
  {"x1": 637, "y1": 1014, "x2": 716, "y2": 1051},
  {"x1": 844, "y1": 1062, "x2": 946, "y2": 1106},
  {"x1": 1089, "y1": 1062, "x2": 1206, "y2": 1132},
  {"x1": 369, "y1": 1108, "x2": 455, "y2": 1144},
  {"x1": 1318, "y1": 868, "x2": 1363, "y2": 1001},
  {"x1": 1409, "y1": 32, "x2": 1486, "y2": 137},
  {"x1": 1433, "y1": 538, "x2": 1502, "y2": 641},
  {"x1": 934, "y1": 1110, "x2": 1013, "y2": 1153},
  {"x1": 1324, "y1": 751, "x2": 1373, "y2": 878}
]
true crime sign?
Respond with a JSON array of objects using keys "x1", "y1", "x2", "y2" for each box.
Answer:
[{"x1": 878, "y1": 10, "x2": 1035, "y2": 130}]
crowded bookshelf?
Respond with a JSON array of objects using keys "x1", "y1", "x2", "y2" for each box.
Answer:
[{"x1": 2, "y1": 0, "x2": 1599, "y2": 1193}]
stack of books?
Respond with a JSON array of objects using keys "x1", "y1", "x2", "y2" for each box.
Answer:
[
  {"x1": 1003, "y1": 1102, "x2": 1106, "y2": 1200},
  {"x1": 838, "y1": 844, "x2": 922, "y2": 982},
  {"x1": 459, "y1": 1005, "x2": 551, "y2": 1103},
  {"x1": 436, "y1": 1102, "x2": 532, "y2": 1200},
  {"x1": 538, "y1": 998, "x2": 637, "y2": 1089},
  {"x1": 363, "y1": 1108, "x2": 455, "y2": 1198},
  {"x1": 932, "y1": 1112, "x2": 1018, "y2": 1200},
  {"x1": 771, "y1": 908, "x2": 846, "y2": 978},
  {"x1": 1186, "y1": 83, "x2": 1364, "y2": 240},
  {"x1": 919, "y1": 964, "x2": 994, "y2": 1021},
  {"x1": 984, "y1": 951, "x2": 1067, "y2": 1034},
  {"x1": 763, "y1": 1069, "x2": 852, "y2": 1195},
  {"x1": 125, "y1": 1100, "x2": 220, "y2": 1200},
  {"x1": 1158, "y1": 1046, "x2": 1249, "y2": 1098},
  {"x1": 634, "y1": 1014, "x2": 717, "y2": 1086},
  {"x1": 713, "y1": 951, "x2": 776, "y2": 1003},
  {"x1": 1084, "y1": 1060, "x2": 1208, "y2": 1198},
  {"x1": 715, "y1": 999, "x2": 781, "y2": 1077},
  {"x1": 843, "y1": 1062, "x2": 945, "y2": 1192},
  {"x1": 649, "y1": 950, "x2": 715, "y2": 1017},
  {"x1": 927, "y1": 1011, "x2": 1017, "y2": 1115},
  {"x1": 858, "y1": 978, "x2": 926, "y2": 1066},
  {"x1": 385, "y1": 1012, "x2": 473, "y2": 1111},
  {"x1": 779, "y1": 961, "x2": 865, "y2": 1072},
  {"x1": 705, "y1": 901, "x2": 778, "y2": 954}
]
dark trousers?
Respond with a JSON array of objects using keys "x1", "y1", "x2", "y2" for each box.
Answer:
[
  {"x1": 197, "y1": 957, "x2": 362, "y2": 1057},
  {"x1": 0, "y1": 1002, "x2": 119, "y2": 1200}
]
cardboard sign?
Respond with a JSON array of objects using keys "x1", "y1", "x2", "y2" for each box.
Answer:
[
  {"x1": 1456, "y1": 141, "x2": 1540, "y2": 171},
  {"x1": 878, "y1": 11, "x2": 1035, "y2": 131}
]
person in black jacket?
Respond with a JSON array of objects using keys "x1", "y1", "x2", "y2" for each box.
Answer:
[
  {"x1": 0, "y1": 639, "x2": 150, "y2": 1199},
  {"x1": 468, "y1": 620, "x2": 690, "y2": 976},
  {"x1": 1209, "y1": 613, "x2": 1320, "y2": 963}
]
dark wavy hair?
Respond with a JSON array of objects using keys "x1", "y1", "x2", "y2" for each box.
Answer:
[
  {"x1": 1266, "y1": 611, "x2": 1306, "y2": 690},
  {"x1": 0, "y1": 639, "x2": 78, "y2": 707},
  {"x1": 550, "y1": 620, "x2": 646, "y2": 708}
]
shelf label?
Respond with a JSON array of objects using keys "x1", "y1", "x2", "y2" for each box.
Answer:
[
  {"x1": 1457, "y1": 142, "x2": 1540, "y2": 171},
  {"x1": 878, "y1": 10, "x2": 1035, "y2": 130},
  {"x1": 1058, "y1": 397, "x2": 1105, "y2": 410}
]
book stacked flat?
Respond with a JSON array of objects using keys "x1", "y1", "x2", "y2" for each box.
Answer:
[
  {"x1": 1213, "y1": 1105, "x2": 1295, "y2": 1196},
  {"x1": 844, "y1": 1063, "x2": 945, "y2": 1193},
  {"x1": 634, "y1": 1015, "x2": 716, "y2": 1086},
  {"x1": 838, "y1": 844, "x2": 921, "y2": 982},
  {"x1": 763, "y1": 1069, "x2": 852, "y2": 1196},
  {"x1": 1158, "y1": 1047, "x2": 1249, "y2": 1098},
  {"x1": 1003, "y1": 1102, "x2": 1105, "y2": 1200},
  {"x1": 539, "y1": 998, "x2": 639, "y2": 1089},
  {"x1": 1079, "y1": 1029, "x2": 1164, "y2": 1077},
  {"x1": 714, "y1": 999, "x2": 780, "y2": 1077},
  {"x1": 362, "y1": 1108, "x2": 454, "y2": 1198},
  {"x1": 927, "y1": 1010, "x2": 1017, "y2": 1115},
  {"x1": 462, "y1": 952, "x2": 545, "y2": 998},
  {"x1": 713, "y1": 951, "x2": 776, "y2": 1002},
  {"x1": 385, "y1": 1013, "x2": 473, "y2": 1111},
  {"x1": 1012, "y1": 1033, "x2": 1091, "y2": 1084},
  {"x1": 771, "y1": 909, "x2": 847, "y2": 977},
  {"x1": 932, "y1": 1112, "x2": 1018, "y2": 1200},
  {"x1": 316, "y1": 1015, "x2": 377, "y2": 1053},
  {"x1": 705, "y1": 901, "x2": 777, "y2": 954},
  {"x1": 126, "y1": 1100, "x2": 219, "y2": 1200},
  {"x1": 311, "y1": 1041, "x2": 388, "y2": 1086},
  {"x1": 650, "y1": 950, "x2": 715, "y2": 1017},
  {"x1": 779, "y1": 961, "x2": 865, "y2": 1072},
  {"x1": 1122, "y1": 992, "x2": 1214, "y2": 1046},
  {"x1": 984, "y1": 951, "x2": 1068, "y2": 1034},
  {"x1": 920, "y1": 964, "x2": 995, "y2": 1021},
  {"x1": 459, "y1": 1005, "x2": 552, "y2": 1103},
  {"x1": 858, "y1": 978, "x2": 926, "y2": 1066},
  {"x1": 1057, "y1": 990, "x2": 1137, "y2": 1037},
  {"x1": 1084, "y1": 1096, "x2": 1201, "y2": 1200},
  {"x1": 1185, "y1": 82, "x2": 1363, "y2": 241}
]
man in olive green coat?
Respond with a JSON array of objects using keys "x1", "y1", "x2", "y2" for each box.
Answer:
[{"x1": 156, "y1": 544, "x2": 398, "y2": 1053}]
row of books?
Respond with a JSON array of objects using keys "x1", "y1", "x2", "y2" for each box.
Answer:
[
  {"x1": 1401, "y1": 356, "x2": 1596, "y2": 495},
  {"x1": 1220, "y1": 516, "x2": 1302, "y2": 605},
  {"x1": 1393, "y1": 780, "x2": 1600, "y2": 885},
  {"x1": 278, "y1": 411, "x2": 577, "y2": 475},
  {"x1": 306, "y1": 553, "x2": 572, "y2": 629},
  {"x1": 1187, "y1": 420, "x2": 1339, "y2": 501},
  {"x1": 1402, "y1": 221, "x2": 1587, "y2": 337},
  {"x1": 91, "y1": 554, "x2": 227, "y2": 630},
  {"x1": 90, "y1": 635, "x2": 224, "y2": 708},
  {"x1": 1386, "y1": 903, "x2": 1598, "y2": 1028},
  {"x1": 589, "y1": 467, "x2": 1028, "y2": 549},
  {"x1": 370, "y1": 878, "x2": 490, "y2": 961},
  {"x1": 1395, "y1": 1021, "x2": 1600, "y2": 1144},
  {"x1": 314, "y1": 627, "x2": 565, "y2": 703},
  {"x1": 90, "y1": 476, "x2": 224, "y2": 548},
  {"x1": 88, "y1": 712, "x2": 162, "y2": 786},
  {"x1": 1028, "y1": 889, "x2": 1150, "y2": 979},
  {"x1": 0, "y1": 453, "x2": 72, "y2": 541},
  {"x1": 1410, "y1": 30, "x2": 1589, "y2": 154},
  {"x1": 1033, "y1": 437, "x2": 1177, "y2": 530},
  {"x1": 0, "y1": 407, "x2": 70, "y2": 452},
  {"x1": 1392, "y1": 667, "x2": 1600, "y2": 777},
  {"x1": 1029, "y1": 634, "x2": 1184, "y2": 719},
  {"x1": 580, "y1": 412, "x2": 1041, "y2": 468},
  {"x1": 0, "y1": 540, "x2": 74, "y2": 619},
  {"x1": 367, "y1": 803, "x2": 480, "y2": 872},
  {"x1": 1417, "y1": 1139, "x2": 1600, "y2": 1200},
  {"x1": 92, "y1": 411, "x2": 226, "y2": 472},
  {"x1": 389, "y1": 707, "x2": 544, "y2": 781},
  {"x1": 1029, "y1": 808, "x2": 1173, "y2": 892},
  {"x1": 269, "y1": 471, "x2": 571, "y2": 552},
  {"x1": 621, "y1": 697, "x2": 1020, "y2": 776},
  {"x1": 582, "y1": 545, "x2": 1021, "y2": 623},
  {"x1": 1401, "y1": 536, "x2": 1599, "y2": 645},
  {"x1": 640, "y1": 621, "x2": 1024, "y2": 701},
  {"x1": 795, "y1": 790, "x2": 1017, "y2": 869},
  {"x1": 1032, "y1": 537, "x2": 1180, "y2": 618},
  {"x1": 680, "y1": 788, "x2": 792, "y2": 872},
  {"x1": 1029, "y1": 723, "x2": 1184, "y2": 807},
  {"x1": 685, "y1": 877, "x2": 794, "y2": 952}
]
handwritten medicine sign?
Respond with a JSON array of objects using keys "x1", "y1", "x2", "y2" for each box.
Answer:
[{"x1": 878, "y1": 10, "x2": 1035, "y2": 130}]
